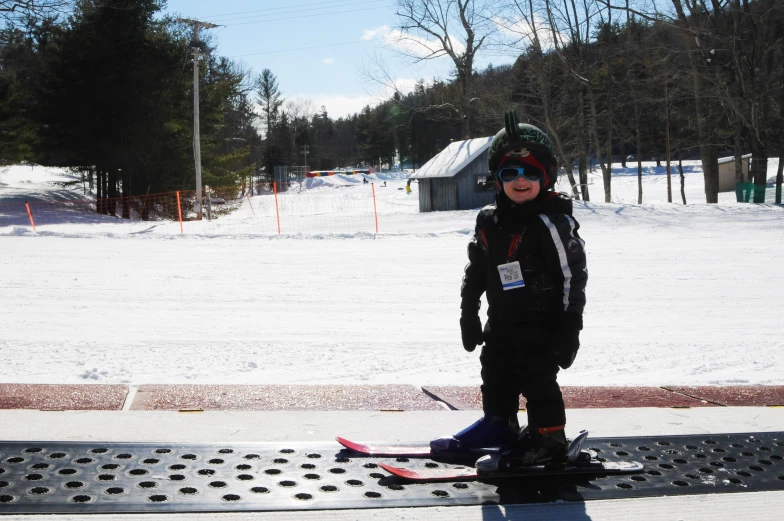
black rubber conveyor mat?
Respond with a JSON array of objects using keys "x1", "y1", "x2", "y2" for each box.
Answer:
[{"x1": 0, "y1": 432, "x2": 782, "y2": 513}]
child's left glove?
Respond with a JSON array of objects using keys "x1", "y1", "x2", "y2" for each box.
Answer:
[{"x1": 551, "y1": 313, "x2": 583, "y2": 369}]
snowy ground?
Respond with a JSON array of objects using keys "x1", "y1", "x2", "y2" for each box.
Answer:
[{"x1": 1, "y1": 161, "x2": 783, "y2": 386}]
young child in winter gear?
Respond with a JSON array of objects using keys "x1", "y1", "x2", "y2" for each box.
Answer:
[{"x1": 431, "y1": 110, "x2": 587, "y2": 467}]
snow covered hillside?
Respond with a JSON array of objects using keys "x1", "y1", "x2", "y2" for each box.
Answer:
[{"x1": 1, "y1": 163, "x2": 783, "y2": 386}]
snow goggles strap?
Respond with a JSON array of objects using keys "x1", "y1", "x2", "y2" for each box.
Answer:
[{"x1": 497, "y1": 167, "x2": 542, "y2": 183}]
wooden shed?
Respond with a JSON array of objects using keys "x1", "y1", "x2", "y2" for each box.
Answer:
[
  {"x1": 718, "y1": 154, "x2": 751, "y2": 192},
  {"x1": 411, "y1": 137, "x2": 496, "y2": 212}
]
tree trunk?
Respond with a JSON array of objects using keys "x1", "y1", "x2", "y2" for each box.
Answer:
[
  {"x1": 577, "y1": 87, "x2": 590, "y2": 201},
  {"x1": 544, "y1": 113, "x2": 579, "y2": 199},
  {"x1": 701, "y1": 145, "x2": 720, "y2": 203},
  {"x1": 96, "y1": 168, "x2": 103, "y2": 214},
  {"x1": 665, "y1": 79, "x2": 672, "y2": 203},
  {"x1": 540, "y1": 56, "x2": 578, "y2": 199},
  {"x1": 778, "y1": 80, "x2": 784, "y2": 205},
  {"x1": 671, "y1": 0, "x2": 719, "y2": 203},
  {"x1": 734, "y1": 118, "x2": 744, "y2": 202},
  {"x1": 620, "y1": 139, "x2": 626, "y2": 168},
  {"x1": 634, "y1": 97, "x2": 643, "y2": 204},
  {"x1": 103, "y1": 169, "x2": 109, "y2": 215},
  {"x1": 122, "y1": 169, "x2": 130, "y2": 219},
  {"x1": 459, "y1": 70, "x2": 471, "y2": 140},
  {"x1": 586, "y1": 82, "x2": 610, "y2": 202},
  {"x1": 108, "y1": 169, "x2": 116, "y2": 217},
  {"x1": 776, "y1": 149, "x2": 783, "y2": 205},
  {"x1": 605, "y1": 80, "x2": 613, "y2": 199},
  {"x1": 748, "y1": 133, "x2": 768, "y2": 204},
  {"x1": 678, "y1": 149, "x2": 687, "y2": 205}
]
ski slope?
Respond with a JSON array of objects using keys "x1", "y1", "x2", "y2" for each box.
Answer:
[{"x1": 1, "y1": 162, "x2": 783, "y2": 386}]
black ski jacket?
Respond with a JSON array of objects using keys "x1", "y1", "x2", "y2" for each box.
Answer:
[{"x1": 461, "y1": 191, "x2": 587, "y2": 333}]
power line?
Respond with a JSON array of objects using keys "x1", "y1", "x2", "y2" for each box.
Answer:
[
  {"x1": 219, "y1": 4, "x2": 390, "y2": 27},
  {"x1": 24, "y1": 36, "x2": 377, "y2": 89},
  {"x1": 195, "y1": 0, "x2": 388, "y2": 22},
  {"x1": 227, "y1": 39, "x2": 371, "y2": 59}
]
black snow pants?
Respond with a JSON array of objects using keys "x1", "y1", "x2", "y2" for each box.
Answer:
[{"x1": 479, "y1": 322, "x2": 566, "y2": 429}]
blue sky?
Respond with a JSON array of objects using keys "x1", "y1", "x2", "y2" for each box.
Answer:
[{"x1": 164, "y1": 0, "x2": 509, "y2": 119}]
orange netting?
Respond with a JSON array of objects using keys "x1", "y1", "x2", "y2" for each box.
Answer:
[{"x1": 0, "y1": 182, "x2": 386, "y2": 235}]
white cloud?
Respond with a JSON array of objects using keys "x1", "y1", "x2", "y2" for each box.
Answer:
[
  {"x1": 388, "y1": 77, "x2": 418, "y2": 96},
  {"x1": 291, "y1": 76, "x2": 430, "y2": 120},
  {"x1": 322, "y1": 58, "x2": 335, "y2": 65},
  {"x1": 303, "y1": 93, "x2": 378, "y2": 119},
  {"x1": 362, "y1": 24, "x2": 465, "y2": 59}
]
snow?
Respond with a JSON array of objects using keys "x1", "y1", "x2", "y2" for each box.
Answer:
[{"x1": 1, "y1": 161, "x2": 783, "y2": 386}]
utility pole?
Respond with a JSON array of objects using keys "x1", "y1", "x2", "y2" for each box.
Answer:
[
  {"x1": 301, "y1": 145, "x2": 309, "y2": 171},
  {"x1": 178, "y1": 18, "x2": 219, "y2": 220}
]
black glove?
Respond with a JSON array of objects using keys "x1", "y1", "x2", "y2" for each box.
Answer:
[
  {"x1": 460, "y1": 315, "x2": 483, "y2": 352},
  {"x1": 459, "y1": 300, "x2": 483, "y2": 352},
  {"x1": 551, "y1": 313, "x2": 582, "y2": 369}
]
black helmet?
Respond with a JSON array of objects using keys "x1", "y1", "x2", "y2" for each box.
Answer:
[{"x1": 488, "y1": 109, "x2": 557, "y2": 191}]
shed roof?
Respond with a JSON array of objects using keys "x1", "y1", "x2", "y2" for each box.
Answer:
[
  {"x1": 410, "y1": 136, "x2": 493, "y2": 179},
  {"x1": 718, "y1": 153, "x2": 752, "y2": 165}
]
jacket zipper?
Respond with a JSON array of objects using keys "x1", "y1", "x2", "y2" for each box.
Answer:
[{"x1": 507, "y1": 232, "x2": 522, "y2": 262}]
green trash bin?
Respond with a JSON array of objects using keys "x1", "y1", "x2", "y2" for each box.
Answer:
[{"x1": 735, "y1": 182, "x2": 767, "y2": 203}]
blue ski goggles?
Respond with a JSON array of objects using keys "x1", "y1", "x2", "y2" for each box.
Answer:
[{"x1": 497, "y1": 167, "x2": 542, "y2": 183}]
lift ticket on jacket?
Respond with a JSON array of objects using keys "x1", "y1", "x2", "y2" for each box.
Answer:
[{"x1": 497, "y1": 261, "x2": 525, "y2": 290}]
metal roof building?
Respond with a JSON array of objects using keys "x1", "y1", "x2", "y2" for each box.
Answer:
[
  {"x1": 717, "y1": 153, "x2": 752, "y2": 192},
  {"x1": 410, "y1": 137, "x2": 496, "y2": 212}
]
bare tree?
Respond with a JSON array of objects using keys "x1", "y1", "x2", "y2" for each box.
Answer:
[
  {"x1": 541, "y1": 0, "x2": 615, "y2": 202},
  {"x1": 498, "y1": 0, "x2": 581, "y2": 199},
  {"x1": 609, "y1": 0, "x2": 784, "y2": 203},
  {"x1": 0, "y1": 0, "x2": 72, "y2": 26},
  {"x1": 395, "y1": 0, "x2": 495, "y2": 139},
  {"x1": 282, "y1": 98, "x2": 315, "y2": 165}
]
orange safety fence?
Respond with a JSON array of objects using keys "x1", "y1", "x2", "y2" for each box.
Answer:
[
  {"x1": 0, "y1": 191, "x2": 185, "y2": 229},
  {"x1": 0, "y1": 182, "x2": 388, "y2": 235}
]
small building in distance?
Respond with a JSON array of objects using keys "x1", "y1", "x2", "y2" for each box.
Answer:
[
  {"x1": 718, "y1": 154, "x2": 752, "y2": 192},
  {"x1": 410, "y1": 137, "x2": 495, "y2": 212}
]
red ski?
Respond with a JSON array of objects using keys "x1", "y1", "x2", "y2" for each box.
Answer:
[
  {"x1": 336, "y1": 437, "x2": 433, "y2": 457},
  {"x1": 336, "y1": 437, "x2": 505, "y2": 458},
  {"x1": 378, "y1": 460, "x2": 644, "y2": 482}
]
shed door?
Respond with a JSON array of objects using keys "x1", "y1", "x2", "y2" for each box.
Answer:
[
  {"x1": 419, "y1": 179, "x2": 432, "y2": 212},
  {"x1": 431, "y1": 178, "x2": 457, "y2": 211}
]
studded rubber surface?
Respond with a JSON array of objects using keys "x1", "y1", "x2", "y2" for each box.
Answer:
[{"x1": 0, "y1": 433, "x2": 782, "y2": 513}]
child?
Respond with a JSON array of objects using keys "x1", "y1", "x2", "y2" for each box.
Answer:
[{"x1": 430, "y1": 110, "x2": 587, "y2": 467}]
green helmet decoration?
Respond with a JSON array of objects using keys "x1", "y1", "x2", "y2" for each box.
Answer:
[{"x1": 488, "y1": 109, "x2": 557, "y2": 192}]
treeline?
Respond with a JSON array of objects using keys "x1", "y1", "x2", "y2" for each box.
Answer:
[
  {"x1": 0, "y1": 0, "x2": 260, "y2": 201},
  {"x1": 344, "y1": 0, "x2": 784, "y2": 204},
  {"x1": 1, "y1": 0, "x2": 783, "y2": 204}
]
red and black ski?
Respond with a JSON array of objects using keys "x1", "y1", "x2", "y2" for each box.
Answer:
[
  {"x1": 335, "y1": 437, "x2": 499, "y2": 458},
  {"x1": 336, "y1": 437, "x2": 434, "y2": 457},
  {"x1": 378, "y1": 460, "x2": 644, "y2": 482}
]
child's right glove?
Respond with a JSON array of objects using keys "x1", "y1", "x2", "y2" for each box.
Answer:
[
  {"x1": 460, "y1": 315, "x2": 483, "y2": 352},
  {"x1": 551, "y1": 313, "x2": 583, "y2": 369},
  {"x1": 459, "y1": 301, "x2": 483, "y2": 352}
]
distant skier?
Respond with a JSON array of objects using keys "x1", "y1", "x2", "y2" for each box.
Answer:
[
  {"x1": 430, "y1": 109, "x2": 587, "y2": 468},
  {"x1": 405, "y1": 179, "x2": 412, "y2": 194}
]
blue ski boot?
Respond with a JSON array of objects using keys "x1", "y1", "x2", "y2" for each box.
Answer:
[{"x1": 430, "y1": 415, "x2": 520, "y2": 452}]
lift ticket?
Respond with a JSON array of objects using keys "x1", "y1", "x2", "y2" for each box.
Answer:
[{"x1": 497, "y1": 261, "x2": 525, "y2": 290}]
